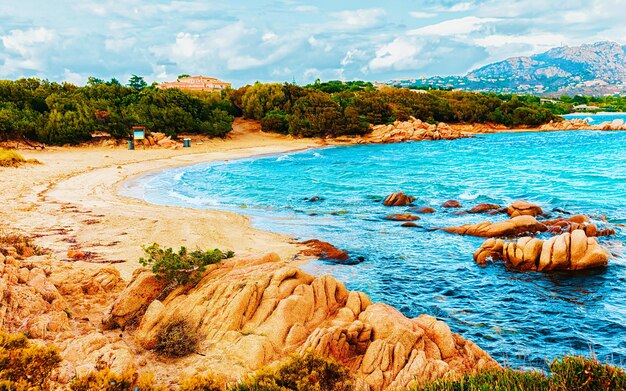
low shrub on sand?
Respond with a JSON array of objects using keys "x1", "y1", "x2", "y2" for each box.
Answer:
[{"x1": 0, "y1": 148, "x2": 40, "y2": 167}]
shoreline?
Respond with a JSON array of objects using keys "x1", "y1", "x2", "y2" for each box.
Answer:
[
  {"x1": 2, "y1": 118, "x2": 623, "y2": 282},
  {"x1": 1, "y1": 120, "x2": 324, "y2": 280}
]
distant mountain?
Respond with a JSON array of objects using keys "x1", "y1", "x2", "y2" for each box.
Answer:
[{"x1": 392, "y1": 42, "x2": 626, "y2": 96}]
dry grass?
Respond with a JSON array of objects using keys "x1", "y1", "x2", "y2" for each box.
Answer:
[{"x1": 0, "y1": 148, "x2": 40, "y2": 167}]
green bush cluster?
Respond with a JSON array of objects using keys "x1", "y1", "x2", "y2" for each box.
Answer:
[
  {"x1": 0, "y1": 78, "x2": 235, "y2": 145},
  {"x1": 0, "y1": 331, "x2": 61, "y2": 390},
  {"x1": 234, "y1": 81, "x2": 559, "y2": 137},
  {"x1": 139, "y1": 243, "x2": 234, "y2": 286},
  {"x1": 414, "y1": 356, "x2": 626, "y2": 391}
]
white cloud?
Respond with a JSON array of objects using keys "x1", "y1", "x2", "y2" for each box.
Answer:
[
  {"x1": 293, "y1": 5, "x2": 318, "y2": 13},
  {"x1": 408, "y1": 16, "x2": 499, "y2": 36},
  {"x1": 63, "y1": 68, "x2": 85, "y2": 85},
  {"x1": 410, "y1": 11, "x2": 437, "y2": 18},
  {"x1": 332, "y1": 8, "x2": 385, "y2": 29},
  {"x1": 449, "y1": 2, "x2": 474, "y2": 12},
  {"x1": 1, "y1": 27, "x2": 55, "y2": 56},
  {"x1": 368, "y1": 36, "x2": 426, "y2": 72},
  {"x1": 262, "y1": 32, "x2": 278, "y2": 42}
]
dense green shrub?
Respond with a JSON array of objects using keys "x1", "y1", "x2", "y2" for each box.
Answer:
[
  {"x1": 155, "y1": 319, "x2": 199, "y2": 357},
  {"x1": 233, "y1": 352, "x2": 354, "y2": 391},
  {"x1": 139, "y1": 243, "x2": 234, "y2": 285},
  {"x1": 0, "y1": 331, "x2": 61, "y2": 390},
  {"x1": 0, "y1": 78, "x2": 236, "y2": 144}
]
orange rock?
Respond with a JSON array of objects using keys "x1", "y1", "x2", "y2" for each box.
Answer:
[
  {"x1": 385, "y1": 213, "x2": 420, "y2": 221},
  {"x1": 67, "y1": 249, "x2": 86, "y2": 260},
  {"x1": 383, "y1": 192, "x2": 414, "y2": 206},
  {"x1": 442, "y1": 200, "x2": 462, "y2": 208},
  {"x1": 401, "y1": 222, "x2": 420, "y2": 228},
  {"x1": 474, "y1": 230, "x2": 609, "y2": 271},
  {"x1": 507, "y1": 200, "x2": 543, "y2": 218},
  {"x1": 444, "y1": 215, "x2": 547, "y2": 237},
  {"x1": 300, "y1": 239, "x2": 349, "y2": 261},
  {"x1": 468, "y1": 203, "x2": 501, "y2": 213},
  {"x1": 416, "y1": 207, "x2": 436, "y2": 213}
]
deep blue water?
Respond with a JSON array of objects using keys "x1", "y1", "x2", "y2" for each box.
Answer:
[{"x1": 123, "y1": 129, "x2": 626, "y2": 369}]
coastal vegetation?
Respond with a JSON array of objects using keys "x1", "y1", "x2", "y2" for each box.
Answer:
[
  {"x1": 0, "y1": 331, "x2": 61, "y2": 390},
  {"x1": 2, "y1": 327, "x2": 624, "y2": 391},
  {"x1": 138, "y1": 244, "x2": 234, "y2": 286},
  {"x1": 0, "y1": 78, "x2": 563, "y2": 145}
]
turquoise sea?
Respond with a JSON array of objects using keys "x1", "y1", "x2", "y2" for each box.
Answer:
[{"x1": 123, "y1": 125, "x2": 626, "y2": 369}]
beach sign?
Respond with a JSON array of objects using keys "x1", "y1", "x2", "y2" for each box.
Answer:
[{"x1": 132, "y1": 126, "x2": 146, "y2": 140}]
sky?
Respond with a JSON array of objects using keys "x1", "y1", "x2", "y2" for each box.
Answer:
[{"x1": 1, "y1": 0, "x2": 625, "y2": 87}]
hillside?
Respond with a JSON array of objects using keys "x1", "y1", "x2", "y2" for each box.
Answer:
[{"x1": 393, "y1": 41, "x2": 626, "y2": 96}]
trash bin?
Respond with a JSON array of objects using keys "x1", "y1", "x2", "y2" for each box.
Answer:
[
  {"x1": 183, "y1": 138, "x2": 191, "y2": 148},
  {"x1": 128, "y1": 140, "x2": 134, "y2": 150}
]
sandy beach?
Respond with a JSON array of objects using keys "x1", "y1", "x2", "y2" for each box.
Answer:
[{"x1": 1, "y1": 119, "x2": 323, "y2": 280}]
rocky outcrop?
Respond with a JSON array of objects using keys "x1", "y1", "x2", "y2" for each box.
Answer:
[
  {"x1": 415, "y1": 207, "x2": 436, "y2": 214},
  {"x1": 540, "y1": 118, "x2": 626, "y2": 131},
  {"x1": 473, "y1": 230, "x2": 610, "y2": 271},
  {"x1": 507, "y1": 201, "x2": 543, "y2": 218},
  {"x1": 443, "y1": 215, "x2": 547, "y2": 238},
  {"x1": 300, "y1": 239, "x2": 350, "y2": 261},
  {"x1": 542, "y1": 215, "x2": 616, "y2": 237},
  {"x1": 362, "y1": 118, "x2": 471, "y2": 144},
  {"x1": 385, "y1": 213, "x2": 420, "y2": 221},
  {"x1": 468, "y1": 204, "x2": 501, "y2": 214},
  {"x1": 106, "y1": 254, "x2": 498, "y2": 390},
  {"x1": 442, "y1": 200, "x2": 462, "y2": 208},
  {"x1": 0, "y1": 249, "x2": 124, "y2": 340},
  {"x1": 383, "y1": 192, "x2": 414, "y2": 206}
]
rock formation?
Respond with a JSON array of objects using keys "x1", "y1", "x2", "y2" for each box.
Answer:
[
  {"x1": 442, "y1": 200, "x2": 462, "y2": 208},
  {"x1": 542, "y1": 215, "x2": 616, "y2": 237},
  {"x1": 362, "y1": 117, "x2": 471, "y2": 144},
  {"x1": 104, "y1": 254, "x2": 498, "y2": 390},
  {"x1": 468, "y1": 204, "x2": 501, "y2": 214},
  {"x1": 473, "y1": 230, "x2": 610, "y2": 271},
  {"x1": 443, "y1": 215, "x2": 547, "y2": 238},
  {"x1": 540, "y1": 118, "x2": 626, "y2": 131},
  {"x1": 506, "y1": 200, "x2": 543, "y2": 218},
  {"x1": 383, "y1": 192, "x2": 415, "y2": 206},
  {"x1": 300, "y1": 239, "x2": 350, "y2": 261},
  {"x1": 415, "y1": 207, "x2": 436, "y2": 214},
  {"x1": 385, "y1": 213, "x2": 420, "y2": 221}
]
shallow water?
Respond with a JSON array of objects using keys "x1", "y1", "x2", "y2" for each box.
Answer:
[{"x1": 123, "y1": 129, "x2": 626, "y2": 369}]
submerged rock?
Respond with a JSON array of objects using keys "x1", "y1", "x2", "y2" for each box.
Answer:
[
  {"x1": 385, "y1": 213, "x2": 420, "y2": 221},
  {"x1": 474, "y1": 230, "x2": 610, "y2": 271},
  {"x1": 443, "y1": 215, "x2": 547, "y2": 238},
  {"x1": 383, "y1": 192, "x2": 415, "y2": 206},
  {"x1": 416, "y1": 206, "x2": 436, "y2": 214}
]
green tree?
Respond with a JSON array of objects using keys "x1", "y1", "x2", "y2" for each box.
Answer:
[{"x1": 128, "y1": 74, "x2": 148, "y2": 91}]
